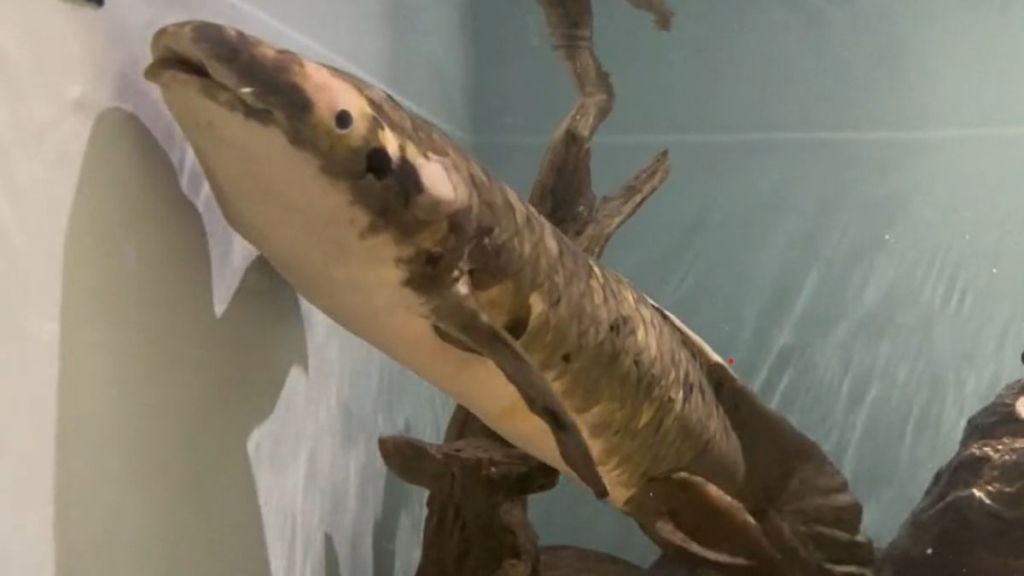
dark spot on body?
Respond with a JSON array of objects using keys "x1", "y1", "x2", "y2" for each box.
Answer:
[
  {"x1": 465, "y1": 226, "x2": 529, "y2": 292},
  {"x1": 399, "y1": 210, "x2": 473, "y2": 293},
  {"x1": 561, "y1": 353, "x2": 572, "y2": 364},
  {"x1": 334, "y1": 109, "x2": 353, "y2": 131},
  {"x1": 504, "y1": 315, "x2": 530, "y2": 340},
  {"x1": 393, "y1": 156, "x2": 425, "y2": 206},
  {"x1": 365, "y1": 146, "x2": 393, "y2": 180},
  {"x1": 421, "y1": 250, "x2": 443, "y2": 270},
  {"x1": 609, "y1": 316, "x2": 628, "y2": 336},
  {"x1": 708, "y1": 363, "x2": 730, "y2": 399}
]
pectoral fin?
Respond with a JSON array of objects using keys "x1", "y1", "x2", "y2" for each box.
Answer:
[
  {"x1": 429, "y1": 281, "x2": 608, "y2": 500},
  {"x1": 432, "y1": 324, "x2": 482, "y2": 356},
  {"x1": 626, "y1": 471, "x2": 778, "y2": 567}
]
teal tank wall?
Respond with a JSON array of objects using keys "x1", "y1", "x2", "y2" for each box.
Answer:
[{"x1": 470, "y1": 0, "x2": 1024, "y2": 564}]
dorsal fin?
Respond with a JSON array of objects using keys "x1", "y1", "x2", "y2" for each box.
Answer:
[{"x1": 644, "y1": 295, "x2": 731, "y2": 368}]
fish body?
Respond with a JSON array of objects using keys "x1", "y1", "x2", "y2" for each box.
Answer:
[{"x1": 145, "y1": 21, "x2": 872, "y2": 573}]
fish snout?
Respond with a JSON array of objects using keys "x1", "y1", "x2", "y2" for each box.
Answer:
[{"x1": 147, "y1": 21, "x2": 312, "y2": 121}]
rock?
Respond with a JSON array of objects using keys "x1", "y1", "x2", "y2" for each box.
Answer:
[{"x1": 879, "y1": 379, "x2": 1024, "y2": 575}]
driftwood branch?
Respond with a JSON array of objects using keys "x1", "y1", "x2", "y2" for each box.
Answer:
[
  {"x1": 529, "y1": 0, "x2": 672, "y2": 256},
  {"x1": 578, "y1": 149, "x2": 671, "y2": 259},
  {"x1": 528, "y1": 0, "x2": 613, "y2": 238},
  {"x1": 626, "y1": 0, "x2": 675, "y2": 31}
]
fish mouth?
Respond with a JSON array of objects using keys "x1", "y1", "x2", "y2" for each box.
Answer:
[
  {"x1": 145, "y1": 22, "x2": 221, "y2": 87},
  {"x1": 144, "y1": 50, "x2": 214, "y2": 83},
  {"x1": 143, "y1": 21, "x2": 272, "y2": 117}
]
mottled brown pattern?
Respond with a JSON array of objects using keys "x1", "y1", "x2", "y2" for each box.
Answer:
[
  {"x1": 151, "y1": 21, "x2": 608, "y2": 495},
  {"x1": 196, "y1": 15, "x2": 747, "y2": 495},
  {"x1": 424, "y1": 277, "x2": 609, "y2": 498},
  {"x1": 625, "y1": 0, "x2": 675, "y2": 31},
  {"x1": 148, "y1": 17, "x2": 877, "y2": 574},
  {"x1": 406, "y1": 160, "x2": 744, "y2": 493}
]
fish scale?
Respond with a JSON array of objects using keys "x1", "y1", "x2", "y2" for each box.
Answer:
[{"x1": 451, "y1": 169, "x2": 746, "y2": 494}]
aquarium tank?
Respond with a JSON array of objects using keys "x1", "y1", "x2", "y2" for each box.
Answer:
[{"x1": 3, "y1": 1, "x2": 1022, "y2": 575}]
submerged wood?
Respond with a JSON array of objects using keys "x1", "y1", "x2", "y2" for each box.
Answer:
[
  {"x1": 378, "y1": 426, "x2": 650, "y2": 575},
  {"x1": 625, "y1": 0, "x2": 675, "y2": 31},
  {"x1": 378, "y1": 434, "x2": 557, "y2": 575}
]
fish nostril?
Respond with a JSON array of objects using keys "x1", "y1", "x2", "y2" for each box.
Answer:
[{"x1": 365, "y1": 146, "x2": 393, "y2": 180}]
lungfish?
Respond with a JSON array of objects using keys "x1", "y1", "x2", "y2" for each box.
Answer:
[{"x1": 144, "y1": 21, "x2": 873, "y2": 572}]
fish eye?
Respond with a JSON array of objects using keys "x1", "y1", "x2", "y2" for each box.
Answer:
[
  {"x1": 334, "y1": 109, "x2": 354, "y2": 132},
  {"x1": 365, "y1": 146, "x2": 393, "y2": 180}
]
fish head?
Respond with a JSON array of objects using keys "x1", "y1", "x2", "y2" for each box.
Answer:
[{"x1": 144, "y1": 20, "x2": 471, "y2": 291}]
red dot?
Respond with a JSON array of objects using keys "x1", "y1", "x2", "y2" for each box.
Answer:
[{"x1": 727, "y1": 358, "x2": 735, "y2": 366}]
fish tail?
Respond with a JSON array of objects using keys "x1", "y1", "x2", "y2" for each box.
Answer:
[{"x1": 713, "y1": 368, "x2": 876, "y2": 575}]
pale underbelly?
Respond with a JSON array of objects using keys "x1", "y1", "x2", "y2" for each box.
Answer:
[
  {"x1": 236, "y1": 177, "x2": 636, "y2": 507},
  {"x1": 300, "y1": 260, "x2": 635, "y2": 508},
  {"x1": 162, "y1": 83, "x2": 635, "y2": 507}
]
